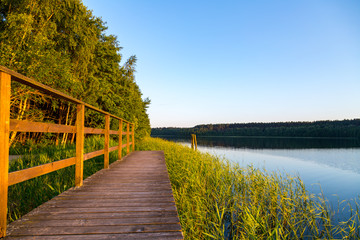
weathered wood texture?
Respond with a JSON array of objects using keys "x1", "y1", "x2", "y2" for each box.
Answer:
[
  {"x1": 8, "y1": 157, "x2": 76, "y2": 186},
  {"x1": 119, "y1": 119, "x2": 123, "y2": 160},
  {"x1": 0, "y1": 71, "x2": 11, "y2": 237},
  {"x1": 126, "y1": 123, "x2": 130, "y2": 154},
  {"x1": 132, "y1": 124, "x2": 135, "y2": 151},
  {"x1": 104, "y1": 114, "x2": 110, "y2": 169},
  {"x1": 75, "y1": 104, "x2": 85, "y2": 187},
  {"x1": 5, "y1": 151, "x2": 183, "y2": 240}
]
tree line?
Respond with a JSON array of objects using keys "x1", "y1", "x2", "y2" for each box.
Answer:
[
  {"x1": 0, "y1": 0, "x2": 150, "y2": 146},
  {"x1": 152, "y1": 119, "x2": 360, "y2": 138}
]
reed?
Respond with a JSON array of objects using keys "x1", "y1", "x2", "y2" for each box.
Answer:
[
  {"x1": 137, "y1": 137, "x2": 360, "y2": 239},
  {"x1": 7, "y1": 135, "x2": 123, "y2": 222}
]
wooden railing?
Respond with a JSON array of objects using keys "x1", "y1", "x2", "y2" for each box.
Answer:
[{"x1": 0, "y1": 66, "x2": 135, "y2": 237}]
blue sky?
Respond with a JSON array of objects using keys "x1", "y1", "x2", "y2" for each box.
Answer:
[{"x1": 83, "y1": 0, "x2": 360, "y2": 127}]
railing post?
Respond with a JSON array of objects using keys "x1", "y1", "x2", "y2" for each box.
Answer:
[
  {"x1": 118, "y1": 119, "x2": 123, "y2": 159},
  {"x1": 0, "y1": 71, "x2": 11, "y2": 238},
  {"x1": 126, "y1": 122, "x2": 130, "y2": 154},
  {"x1": 75, "y1": 104, "x2": 84, "y2": 187},
  {"x1": 104, "y1": 115, "x2": 110, "y2": 169},
  {"x1": 132, "y1": 124, "x2": 135, "y2": 151}
]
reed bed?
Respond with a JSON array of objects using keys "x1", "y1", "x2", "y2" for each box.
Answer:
[
  {"x1": 7, "y1": 136, "x2": 123, "y2": 222},
  {"x1": 137, "y1": 137, "x2": 360, "y2": 239}
]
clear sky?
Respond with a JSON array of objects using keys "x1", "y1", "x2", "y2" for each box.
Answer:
[{"x1": 83, "y1": 0, "x2": 360, "y2": 128}]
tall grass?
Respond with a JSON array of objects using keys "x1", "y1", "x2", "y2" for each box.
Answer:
[
  {"x1": 7, "y1": 135, "x2": 124, "y2": 222},
  {"x1": 137, "y1": 137, "x2": 360, "y2": 239}
]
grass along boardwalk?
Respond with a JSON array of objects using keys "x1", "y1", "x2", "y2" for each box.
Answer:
[{"x1": 5, "y1": 151, "x2": 183, "y2": 240}]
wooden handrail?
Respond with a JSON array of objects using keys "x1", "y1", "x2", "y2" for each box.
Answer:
[
  {"x1": 0, "y1": 66, "x2": 135, "y2": 237},
  {"x1": 0, "y1": 66, "x2": 131, "y2": 123},
  {"x1": 10, "y1": 120, "x2": 123, "y2": 135}
]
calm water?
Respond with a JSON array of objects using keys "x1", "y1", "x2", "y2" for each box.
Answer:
[{"x1": 157, "y1": 136, "x2": 360, "y2": 210}]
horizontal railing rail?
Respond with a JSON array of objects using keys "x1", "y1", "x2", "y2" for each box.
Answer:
[{"x1": 0, "y1": 65, "x2": 135, "y2": 237}]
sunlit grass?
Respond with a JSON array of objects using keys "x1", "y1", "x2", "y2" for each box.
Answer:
[{"x1": 137, "y1": 137, "x2": 360, "y2": 239}]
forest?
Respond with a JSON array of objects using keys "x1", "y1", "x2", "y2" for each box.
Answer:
[
  {"x1": 0, "y1": 0, "x2": 151, "y2": 146},
  {"x1": 152, "y1": 119, "x2": 360, "y2": 138}
]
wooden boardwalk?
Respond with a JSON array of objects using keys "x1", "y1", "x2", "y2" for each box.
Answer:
[{"x1": 5, "y1": 151, "x2": 183, "y2": 240}]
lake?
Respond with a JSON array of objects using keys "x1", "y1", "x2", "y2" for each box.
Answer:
[{"x1": 156, "y1": 136, "x2": 360, "y2": 219}]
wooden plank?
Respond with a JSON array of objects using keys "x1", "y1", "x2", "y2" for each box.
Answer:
[
  {"x1": 29, "y1": 205, "x2": 178, "y2": 214},
  {"x1": 8, "y1": 157, "x2": 76, "y2": 186},
  {"x1": 109, "y1": 130, "x2": 118, "y2": 135},
  {"x1": 84, "y1": 127, "x2": 104, "y2": 134},
  {"x1": 70, "y1": 184, "x2": 172, "y2": 190},
  {"x1": 83, "y1": 149, "x2": 104, "y2": 161},
  {"x1": 75, "y1": 104, "x2": 84, "y2": 187},
  {"x1": 83, "y1": 128, "x2": 118, "y2": 135},
  {"x1": 18, "y1": 217, "x2": 181, "y2": 227},
  {"x1": 27, "y1": 211, "x2": 179, "y2": 220},
  {"x1": 109, "y1": 145, "x2": 118, "y2": 153},
  {"x1": 49, "y1": 198, "x2": 175, "y2": 204},
  {"x1": 55, "y1": 194, "x2": 174, "y2": 200},
  {"x1": 10, "y1": 120, "x2": 75, "y2": 133},
  {"x1": 75, "y1": 177, "x2": 171, "y2": 183},
  {"x1": 0, "y1": 71, "x2": 11, "y2": 238},
  {"x1": 8, "y1": 223, "x2": 182, "y2": 235},
  {"x1": 5, "y1": 232, "x2": 183, "y2": 240},
  {"x1": 47, "y1": 197, "x2": 175, "y2": 204},
  {"x1": 57, "y1": 187, "x2": 173, "y2": 193},
  {"x1": 76, "y1": 177, "x2": 170, "y2": 183},
  {"x1": 45, "y1": 201, "x2": 176, "y2": 208},
  {"x1": 104, "y1": 115, "x2": 110, "y2": 169},
  {"x1": 87, "y1": 170, "x2": 168, "y2": 174},
  {"x1": 55, "y1": 193, "x2": 174, "y2": 200}
]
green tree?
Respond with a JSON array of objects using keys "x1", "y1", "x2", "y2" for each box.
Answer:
[{"x1": 0, "y1": 0, "x2": 151, "y2": 145}]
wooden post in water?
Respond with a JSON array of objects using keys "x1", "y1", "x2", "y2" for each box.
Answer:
[
  {"x1": 75, "y1": 104, "x2": 85, "y2": 187},
  {"x1": 126, "y1": 122, "x2": 130, "y2": 154},
  {"x1": 194, "y1": 134, "x2": 197, "y2": 150},
  {"x1": 132, "y1": 123, "x2": 135, "y2": 151},
  {"x1": 191, "y1": 134, "x2": 197, "y2": 151},
  {"x1": 104, "y1": 115, "x2": 110, "y2": 169},
  {"x1": 0, "y1": 71, "x2": 11, "y2": 238},
  {"x1": 118, "y1": 119, "x2": 123, "y2": 159}
]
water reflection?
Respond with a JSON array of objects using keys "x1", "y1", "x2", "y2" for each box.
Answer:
[
  {"x1": 155, "y1": 135, "x2": 360, "y2": 204},
  {"x1": 155, "y1": 135, "x2": 360, "y2": 149}
]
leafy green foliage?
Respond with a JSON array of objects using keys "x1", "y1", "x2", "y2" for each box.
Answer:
[{"x1": 0, "y1": 0, "x2": 150, "y2": 144}]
